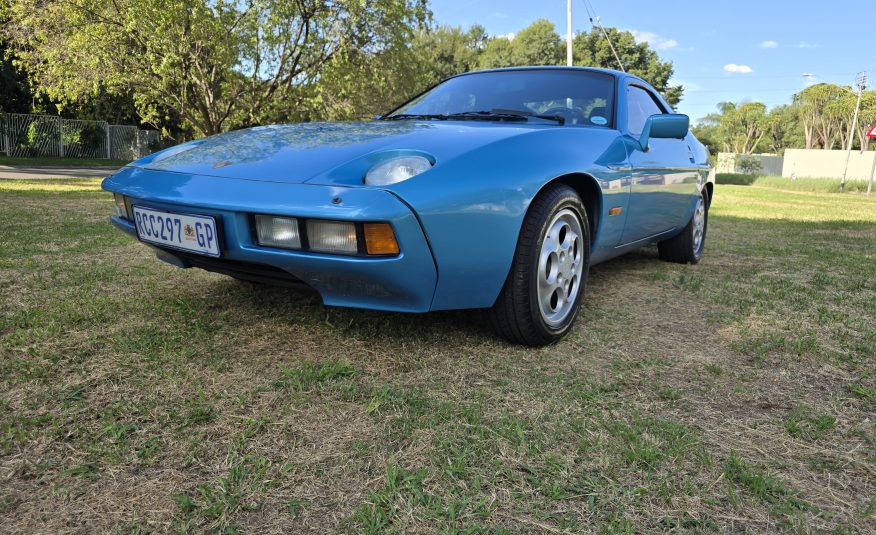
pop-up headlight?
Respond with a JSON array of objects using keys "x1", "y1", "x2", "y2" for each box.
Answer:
[{"x1": 364, "y1": 156, "x2": 432, "y2": 186}]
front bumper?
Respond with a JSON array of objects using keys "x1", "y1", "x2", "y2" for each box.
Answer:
[{"x1": 104, "y1": 167, "x2": 438, "y2": 312}]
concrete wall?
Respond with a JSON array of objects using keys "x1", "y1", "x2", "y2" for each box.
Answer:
[
  {"x1": 782, "y1": 149, "x2": 876, "y2": 180},
  {"x1": 716, "y1": 153, "x2": 784, "y2": 175}
]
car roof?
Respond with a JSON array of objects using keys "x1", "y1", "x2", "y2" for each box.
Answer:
[
  {"x1": 453, "y1": 65, "x2": 643, "y2": 83},
  {"x1": 451, "y1": 66, "x2": 667, "y2": 111}
]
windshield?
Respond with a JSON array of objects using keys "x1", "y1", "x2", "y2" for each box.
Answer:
[{"x1": 388, "y1": 69, "x2": 616, "y2": 127}]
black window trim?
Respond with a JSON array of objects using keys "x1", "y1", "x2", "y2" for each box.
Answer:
[
  {"x1": 383, "y1": 68, "x2": 620, "y2": 130},
  {"x1": 627, "y1": 82, "x2": 668, "y2": 114},
  {"x1": 625, "y1": 82, "x2": 668, "y2": 135}
]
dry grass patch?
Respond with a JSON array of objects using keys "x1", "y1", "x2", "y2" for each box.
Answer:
[{"x1": 1, "y1": 179, "x2": 875, "y2": 533}]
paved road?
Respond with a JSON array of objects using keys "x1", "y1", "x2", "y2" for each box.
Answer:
[{"x1": 0, "y1": 165, "x2": 121, "y2": 179}]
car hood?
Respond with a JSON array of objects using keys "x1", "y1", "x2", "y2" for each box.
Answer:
[{"x1": 132, "y1": 121, "x2": 556, "y2": 184}]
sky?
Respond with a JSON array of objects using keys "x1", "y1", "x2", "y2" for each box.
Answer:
[{"x1": 429, "y1": 0, "x2": 876, "y2": 122}]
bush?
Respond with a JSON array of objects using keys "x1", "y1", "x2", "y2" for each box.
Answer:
[
  {"x1": 147, "y1": 138, "x2": 163, "y2": 153},
  {"x1": 22, "y1": 118, "x2": 58, "y2": 156},
  {"x1": 78, "y1": 122, "x2": 106, "y2": 153},
  {"x1": 737, "y1": 156, "x2": 763, "y2": 174},
  {"x1": 716, "y1": 173, "x2": 757, "y2": 185}
]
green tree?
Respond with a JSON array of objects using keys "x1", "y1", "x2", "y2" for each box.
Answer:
[
  {"x1": 1, "y1": 38, "x2": 35, "y2": 114},
  {"x1": 793, "y1": 83, "x2": 848, "y2": 149},
  {"x1": 573, "y1": 28, "x2": 682, "y2": 107},
  {"x1": 413, "y1": 25, "x2": 486, "y2": 83},
  {"x1": 308, "y1": 24, "x2": 489, "y2": 121},
  {"x1": 477, "y1": 20, "x2": 563, "y2": 69},
  {"x1": 478, "y1": 37, "x2": 514, "y2": 69},
  {"x1": 841, "y1": 90, "x2": 876, "y2": 151},
  {"x1": 764, "y1": 104, "x2": 803, "y2": 154},
  {"x1": 476, "y1": 21, "x2": 682, "y2": 107},
  {"x1": 690, "y1": 121, "x2": 720, "y2": 156},
  {"x1": 696, "y1": 101, "x2": 769, "y2": 155},
  {"x1": 3, "y1": 0, "x2": 429, "y2": 137},
  {"x1": 308, "y1": 44, "x2": 425, "y2": 121},
  {"x1": 510, "y1": 19, "x2": 562, "y2": 66}
]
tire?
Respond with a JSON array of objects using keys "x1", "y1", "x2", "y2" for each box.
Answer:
[
  {"x1": 489, "y1": 184, "x2": 590, "y2": 346},
  {"x1": 657, "y1": 190, "x2": 708, "y2": 264}
]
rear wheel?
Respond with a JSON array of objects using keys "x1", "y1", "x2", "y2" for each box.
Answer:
[
  {"x1": 489, "y1": 184, "x2": 590, "y2": 346},
  {"x1": 657, "y1": 191, "x2": 708, "y2": 264}
]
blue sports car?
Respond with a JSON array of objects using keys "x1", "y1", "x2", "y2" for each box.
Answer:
[{"x1": 103, "y1": 67, "x2": 713, "y2": 346}]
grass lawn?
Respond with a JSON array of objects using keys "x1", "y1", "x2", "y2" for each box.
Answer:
[
  {"x1": 717, "y1": 173, "x2": 873, "y2": 194},
  {"x1": 1, "y1": 179, "x2": 875, "y2": 533},
  {"x1": 0, "y1": 156, "x2": 129, "y2": 167}
]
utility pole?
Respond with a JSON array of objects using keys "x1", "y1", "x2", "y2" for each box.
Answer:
[
  {"x1": 841, "y1": 70, "x2": 867, "y2": 191},
  {"x1": 867, "y1": 148, "x2": 875, "y2": 196},
  {"x1": 566, "y1": 0, "x2": 573, "y2": 66}
]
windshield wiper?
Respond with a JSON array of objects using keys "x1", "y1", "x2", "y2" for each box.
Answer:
[
  {"x1": 384, "y1": 109, "x2": 565, "y2": 125},
  {"x1": 383, "y1": 113, "x2": 449, "y2": 121},
  {"x1": 443, "y1": 111, "x2": 525, "y2": 122},
  {"x1": 489, "y1": 108, "x2": 566, "y2": 125},
  {"x1": 447, "y1": 109, "x2": 565, "y2": 125}
]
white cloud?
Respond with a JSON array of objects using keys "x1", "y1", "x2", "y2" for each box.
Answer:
[
  {"x1": 627, "y1": 30, "x2": 679, "y2": 50},
  {"x1": 758, "y1": 40, "x2": 778, "y2": 49},
  {"x1": 491, "y1": 12, "x2": 508, "y2": 19},
  {"x1": 797, "y1": 41, "x2": 819, "y2": 49},
  {"x1": 499, "y1": 32, "x2": 515, "y2": 41},
  {"x1": 723, "y1": 63, "x2": 753, "y2": 74},
  {"x1": 802, "y1": 72, "x2": 818, "y2": 87}
]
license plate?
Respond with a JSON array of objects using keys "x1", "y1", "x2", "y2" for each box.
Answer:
[{"x1": 132, "y1": 206, "x2": 220, "y2": 257}]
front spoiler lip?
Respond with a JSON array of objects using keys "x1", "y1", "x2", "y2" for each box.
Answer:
[
  {"x1": 113, "y1": 215, "x2": 315, "y2": 289},
  {"x1": 104, "y1": 167, "x2": 438, "y2": 313}
]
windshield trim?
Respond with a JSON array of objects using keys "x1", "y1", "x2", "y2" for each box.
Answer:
[{"x1": 382, "y1": 68, "x2": 619, "y2": 129}]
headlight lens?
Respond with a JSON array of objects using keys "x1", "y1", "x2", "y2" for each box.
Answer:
[
  {"x1": 113, "y1": 193, "x2": 127, "y2": 218},
  {"x1": 364, "y1": 156, "x2": 432, "y2": 186},
  {"x1": 255, "y1": 215, "x2": 301, "y2": 249},
  {"x1": 254, "y1": 216, "x2": 401, "y2": 256},
  {"x1": 306, "y1": 220, "x2": 358, "y2": 254}
]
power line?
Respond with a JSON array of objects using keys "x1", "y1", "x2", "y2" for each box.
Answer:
[
  {"x1": 684, "y1": 88, "x2": 823, "y2": 94},
  {"x1": 581, "y1": 0, "x2": 625, "y2": 72},
  {"x1": 675, "y1": 73, "x2": 860, "y2": 81}
]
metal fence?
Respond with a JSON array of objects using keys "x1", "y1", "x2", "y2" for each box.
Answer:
[
  {"x1": 0, "y1": 112, "x2": 160, "y2": 160},
  {"x1": 716, "y1": 152, "x2": 784, "y2": 175},
  {"x1": 108, "y1": 125, "x2": 138, "y2": 161}
]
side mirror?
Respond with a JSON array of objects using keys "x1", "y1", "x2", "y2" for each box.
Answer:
[{"x1": 638, "y1": 113, "x2": 689, "y2": 151}]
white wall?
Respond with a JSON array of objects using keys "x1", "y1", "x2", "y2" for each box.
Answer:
[{"x1": 782, "y1": 149, "x2": 876, "y2": 180}]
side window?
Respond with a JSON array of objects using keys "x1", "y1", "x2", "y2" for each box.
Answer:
[{"x1": 626, "y1": 86, "x2": 665, "y2": 136}]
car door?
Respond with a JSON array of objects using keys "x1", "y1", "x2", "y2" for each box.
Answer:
[{"x1": 619, "y1": 84, "x2": 699, "y2": 245}]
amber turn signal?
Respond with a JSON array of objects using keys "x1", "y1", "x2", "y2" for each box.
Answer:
[{"x1": 363, "y1": 223, "x2": 400, "y2": 255}]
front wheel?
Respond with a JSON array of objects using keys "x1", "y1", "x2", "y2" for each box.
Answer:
[
  {"x1": 658, "y1": 191, "x2": 708, "y2": 264},
  {"x1": 489, "y1": 184, "x2": 590, "y2": 346}
]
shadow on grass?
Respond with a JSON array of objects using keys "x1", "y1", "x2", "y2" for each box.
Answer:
[
  {"x1": 135, "y1": 213, "x2": 875, "y2": 352},
  {"x1": 717, "y1": 173, "x2": 758, "y2": 185},
  {"x1": 184, "y1": 247, "x2": 666, "y2": 349}
]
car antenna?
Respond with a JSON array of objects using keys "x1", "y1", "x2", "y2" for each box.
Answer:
[{"x1": 581, "y1": 0, "x2": 625, "y2": 72}]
